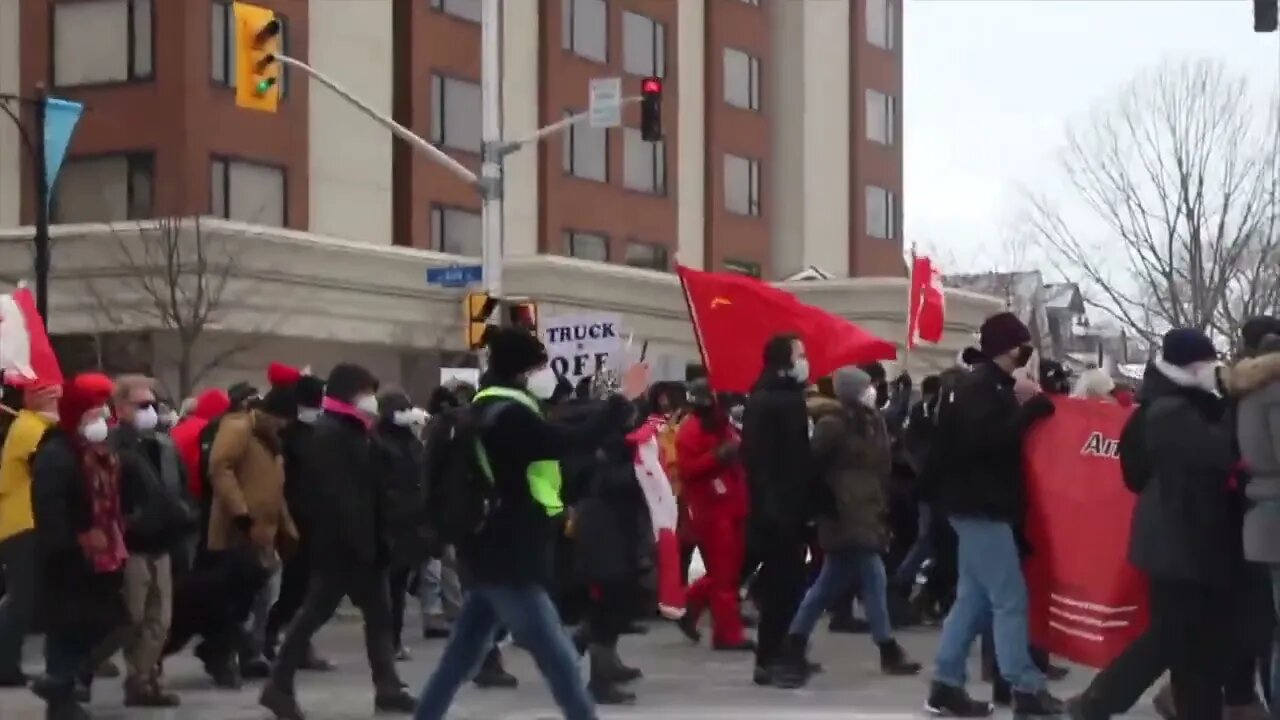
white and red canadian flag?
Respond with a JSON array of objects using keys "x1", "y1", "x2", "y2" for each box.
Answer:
[
  {"x1": 907, "y1": 253, "x2": 946, "y2": 349},
  {"x1": 0, "y1": 286, "x2": 63, "y2": 388}
]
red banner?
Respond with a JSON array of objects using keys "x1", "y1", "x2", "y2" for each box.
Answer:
[{"x1": 1022, "y1": 397, "x2": 1148, "y2": 669}]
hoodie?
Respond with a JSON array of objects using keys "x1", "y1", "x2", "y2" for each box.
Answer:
[{"x1": 171, "y1": 389, "x2": 232, "y2": 499}]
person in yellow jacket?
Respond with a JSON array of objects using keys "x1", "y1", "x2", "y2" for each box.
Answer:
[{"x1": 0, "y1": 384, "x2": 62, "y2": 684}]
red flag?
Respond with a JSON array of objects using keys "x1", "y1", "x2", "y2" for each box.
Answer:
[
  {"x1": 677, "y1": 265, "x2": 897, "y2": 393},
  {"x1": 908, "y1": 254, "x2": 946, "y2": 348},
  {"x1": 1022, "y1": 397, "x2": 1148, "y2": 668},
  {"x1": 0, "y1": 287, "x2": 63, "y2": 388}
]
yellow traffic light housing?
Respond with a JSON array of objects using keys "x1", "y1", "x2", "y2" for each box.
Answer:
[
  {"x1": 466, "y1": 292, "x2": 497, "y2": 350},
  {"x1": 233, "y1": 2, "x2": 282, "y2": 112}
]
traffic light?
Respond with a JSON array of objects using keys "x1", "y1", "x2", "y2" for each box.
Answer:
[
  {"x1": 1257, "y1": 0, "x2": 1278, "y2": 31},
  {"x1": 465, "y1": 292, "x2": 497, "y2": 350},
  {"x1": 507, "y1": 299, "x2": 538, "y2": 334},
  {"x1": 233, "y1": 2, "x2": 283, "y2": 112},
  {"x1": 640, "y1": 76, "x2": 663, "y2": 142}
]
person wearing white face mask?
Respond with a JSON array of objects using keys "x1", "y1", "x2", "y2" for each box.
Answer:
[
  {"x1": 416, "y1": 326, "x2": 644, "y2": 720},
  {"x1": 740, "y1": 333, "x2": 815, "y2": 689},
  {"x1": 262, "y1": 363, "x2": 417, "y2": 719},
  {"x1": 95, "y1": 375, "x2": 196, "y2": 708}
]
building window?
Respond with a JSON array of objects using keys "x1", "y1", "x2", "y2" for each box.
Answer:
[
  {"x1": 866, "y1": 185, "x2": 896, "y2": 239},
  {"x1": 429, "y1": 0, "x2": 482, "y2": 22},
  {"x1": 623, "y1": 128, "x2": 665, "y2": 195},
  {"x1": 430, "y1": 205, "x2": 482, "y2": 256},
  {"x1": 52, "y1": 0, "x2": 153, "y2": 87},
  {"x1": 561, "y1": 0, "x2": 607, "y2": 63},
  {"x1": 622, "y1": 11, "x2": 665, "y2": 77},
  {"x1": 866, "y1": 0, "x2": 895, "y2": 50},
  {"x1": 625, "y1": 241, "x2": 668, "y2": 271},
  {"x1": 724, "y1": 259, "x2": 762, "y2": 278},
  {"x1": 565, "y1": 231, "x2": 609, "y2": 262},
  {"x1": 866, "y1": 89, "x2": 896, "y2": 145},
  {"x1": 52, "y1": 153, "x2": 154, "y2": 224},
  {"x1": 723, "y1": 48, "x2": 761, "y2": 111},
  {"x1": 210, "y1": 157, "x2": 286, "y2": 227},
  {"x1": 724, "y1": 154, "x2": 761, "y2": 217},
  {"x1": 431, "y1": 74, "x2": 483, "y2": 153},
  {"x1": 211, "y1": 1, "x2": 290, "y2": 97},
  {"x1": 562, "y1": 109, "x2": 609, "y2": 182}
]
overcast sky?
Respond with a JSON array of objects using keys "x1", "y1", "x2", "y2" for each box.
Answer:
[{"x1": 904, "y1": 0, "x2": 1278, "y2": 273}]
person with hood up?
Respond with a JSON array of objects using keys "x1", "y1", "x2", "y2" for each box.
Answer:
[
  {"x1": 925, "y1": 312, "x2": 1060, "y2": 718},
  {"x1": 266, "y1": 370, "x2": 335, "y2": 672},
  {"x1": 788, "y1": 367, "x2": 922, "y2": 676},
  {"x1": 0, "y1": 382, "x2": 61, "y2": 686},
  {"x1": 674, "y1": 379, "x2": 753, "y2": 652},
  {"x1": 28, "y1": 373, "x2": 127, "y2": 720},
  {"x1": 170, "y1": 388, "x2": 231, "y2": 501},
  {"x1": 414, "y1": 327, "x2": 641, "y2": 720},
  {"x1": 372, "y1": 390, "x2": 430, "y2": 660},
  {"x1": 261, "y1": 363, "x2": 416, "y2": 720},
  {"x1": 741, "y1": 333, "x2": 814, "y2": 689}
]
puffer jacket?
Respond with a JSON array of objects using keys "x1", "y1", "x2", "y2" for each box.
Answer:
[
  {"x1": 1227, "y1": 347, "x2": 1280, "y2": 562},
  {"x1": 809, "y1": 396, "x2": 891, "y2": 552}
]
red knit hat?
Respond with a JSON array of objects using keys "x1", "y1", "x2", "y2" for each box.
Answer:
[
  {"x1": 267, "y1": 362, "x2": 302, "y2": 388},
  {"x1": 56, "y1": 373, "x2": 114, "y2": 436}
]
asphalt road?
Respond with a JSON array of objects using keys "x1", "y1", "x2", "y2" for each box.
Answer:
[{"x1": 0, "y1": 614, "x2": 1161, "y2": 719}]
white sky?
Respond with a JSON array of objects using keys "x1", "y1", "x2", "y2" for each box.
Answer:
[{"x1": 905, "y1": 0, "x2": 1279, "y2": 272}]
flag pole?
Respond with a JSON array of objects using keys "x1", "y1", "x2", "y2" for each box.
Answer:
[
  {"x1": 903, "y1": 244, "x2": 917, "y2": 375},
  {"x1": 676, "y1": 266, "x2": 712, "y2": 384}
]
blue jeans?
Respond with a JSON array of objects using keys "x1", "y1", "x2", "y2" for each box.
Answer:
[
  {"x1": 789, "y1": 547, "x2": 892, "y2": 644},
  {"x1": 933, "y1": 516, "x2": 1044, "y2": 693},
  {"x1": 893, "y1": 503, "x2": 935, "y2": 586},
  {"x1": 414, "y1": 583, "x2": 595, "y2": 720},
  {"x1": 1270, "y1": 567, "x2": 1280, "y2": 719}
]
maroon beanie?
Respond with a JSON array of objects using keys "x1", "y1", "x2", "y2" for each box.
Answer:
[{"x1": 979, "y1": 312, "x2": 1031, "y2": 358}]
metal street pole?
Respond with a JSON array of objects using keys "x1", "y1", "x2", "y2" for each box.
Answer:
[
  {"x1": 479, "y1": 0, "x2": 504, "y2": 303},
  {"x1": 32, "y1": 86, "x2": 50, "y2": 323}
]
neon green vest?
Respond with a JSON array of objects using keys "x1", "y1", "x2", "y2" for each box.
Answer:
[{"x1": 471, "y1": 386, "x2": 565, "y2": 517}]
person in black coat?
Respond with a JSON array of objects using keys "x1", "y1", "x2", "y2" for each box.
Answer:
[
  {"x1": 372, "y1": 390, "x2": 430, "y2": 659},
  {"x1": 260, "y1": 364, "x2": 416, "y2": 720},
  {"x1": 741, "y1": 333, "x2": 814, "y2": 689}
]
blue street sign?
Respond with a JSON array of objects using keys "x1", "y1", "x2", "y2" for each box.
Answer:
[{"x1": 426, "y1": 264, "x2": 483, "y2": 288}]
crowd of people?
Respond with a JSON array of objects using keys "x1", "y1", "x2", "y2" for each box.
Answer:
[{"x1": 1, "y1": 310, "x2": 1279, "y2": 720}]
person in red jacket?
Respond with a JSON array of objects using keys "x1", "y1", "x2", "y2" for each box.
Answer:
[
  {"x1": 674, "y1": 379, "x2": 753, "y2": 651},
  {"x1": 171, "y1": 388, "x2": 231, "y2": 499}
]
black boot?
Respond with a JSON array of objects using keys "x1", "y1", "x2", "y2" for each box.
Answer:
[
  {"x1": 472, "y1": 648, "x2": 518, "y2": 689},
  {"x1": 1012, "y1": 689, "x2": 1064, "y2": 719},
  {"x1": 599, "y1": 645, "x2": 642, "y2": 683},
  {"x1": 239, "y1": 646, "x2": 271, "y2": 680},
  {"x1": 374, "y1": 685, "x2": 416, "y2": 713},
  {"x1": 877, "y1": 639, "x2": 922, "y2": 676},
  {"x1": 259, "y1": 681, "x2": 305, "y2": 720},
  {"x1": 925, "y1": 682, "x2": 994, "y2": 717},
  {"x1": 1065, "y1": 694, "x2": 1109, "y2": 720},
  {"x1": 767, "y1": 635, "x2": 809, "y2": 690},
  {"x1": 588, "y1": 645, "x2": 637, "y2": 705}
]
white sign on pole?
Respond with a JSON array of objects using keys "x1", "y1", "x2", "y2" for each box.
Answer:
[
  {"x1": 588, "y1": 77, "x2": 622, "y2": 128},
  {"x1": 542, "y1": 312, "x2": 624, "y2": 383}
]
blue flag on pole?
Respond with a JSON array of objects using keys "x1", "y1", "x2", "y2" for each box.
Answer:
[{"x1": 42, "y1": 97, "x2": 83, "y2": 211}]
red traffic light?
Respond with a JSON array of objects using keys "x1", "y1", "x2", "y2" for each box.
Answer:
[{"x1": 642, "y1": 77, "x2": 662, "y2": 95}]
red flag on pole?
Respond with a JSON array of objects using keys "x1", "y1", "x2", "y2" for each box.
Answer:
[
  {"x1": 0, "y1": 286, "x2": 63, "y2": 388},
  {"x1": 908, "y1": 254, "x2": 946, "y2": 348},
  {"x1": 677, "y1": 265, "x2": 897, "y2": 393}
]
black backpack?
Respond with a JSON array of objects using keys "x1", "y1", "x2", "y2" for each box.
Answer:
[
  {"x1": 423, "y1": 403, "x2": 506, "y2": 544},
  {"x1": 1118, "y1": 405, "x2": 1150, "y2": 494}
]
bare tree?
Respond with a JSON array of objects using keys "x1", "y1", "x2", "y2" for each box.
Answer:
[
  {"x1": 1028, "y1": 57, "x2": 1278, "y2": 344},
  {"x1": 88, "y1": 216, "x2": 277, "y2": 398}
]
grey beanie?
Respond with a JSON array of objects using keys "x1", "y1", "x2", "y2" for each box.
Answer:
[{"x1": 832, "y1": 366, "x2": 872, "y2": 405}]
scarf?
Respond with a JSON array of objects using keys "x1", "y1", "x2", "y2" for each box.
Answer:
[
  {"x1": 321, "y1": 396, "x2": 374, "y2": 431},
  {"x1": 78, "y1": 443, "x2": 128, "y2": 574}
]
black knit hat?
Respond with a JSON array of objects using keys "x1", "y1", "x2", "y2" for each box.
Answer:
[
  {"x1": 227, "y1": 382, "x2": 260, "y2": 412},
  {"x1": 296, "y1": 375, "x2": 325, "y2": 409},
  {"x1": 325, "y1": 363, "x2": 379, "y2": 404},
  {"x1": 260, "y1": 385, "x2": 298, "y2": 419},
  {"x1": 1161, "y1": 328, "x2": 1216, "y2": 367},
  {"x1": 979, "y1": 312, "x2": 1032, "y2": 358},
  {"x1": 486, "y1": 327, "x2": 548, "y2": 380}
]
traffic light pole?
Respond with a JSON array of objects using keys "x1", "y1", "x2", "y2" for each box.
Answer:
[{"x1": 479, "y1": 0, "x2": 504, "y2": 303}]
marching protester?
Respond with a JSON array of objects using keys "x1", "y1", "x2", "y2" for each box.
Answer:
[
  {"x1": 741, "y1": 334, "x2": 815, "y2": 689},
  {"x1": 261, "y1": 363, "x2": 416, "y2": 720},
  {"x1": 1070, "y1": 367, "x2": 1117, "y2": 401},
  {"x1": 414, "y1": 326, "x2": 640, "y2": 720},
  {"x1": 28, "y1": 374, "x2": 126, "y2": 720},
  {"x1": 170, "y1": 388, "x2": 230, "y2": 502},
  {"x1": 418, "y1": 385, "x2": 467, "y2": 641},
  {"x1": 675, "y1": 378, "x2": 753, "y2": 652},
  {"x1": 97, "y1": 375, "x2": 196, "y2": 708},
  {"x1": 926, "y1": 312, "x2": 1062, "y2": 717},
  {"x1": 787, "y1": 366, "x2": 922, "y2": 675},
  {"x1": 0, "y1": 382, "x2": 60, "y2": 686}
]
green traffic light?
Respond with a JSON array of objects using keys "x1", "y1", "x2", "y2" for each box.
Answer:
[{"x1": 255, "y1": 77, "x2": 276, "y2": 95}]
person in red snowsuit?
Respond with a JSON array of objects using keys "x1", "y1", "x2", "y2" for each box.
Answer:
[
  {"x1": 171, "y1": 388, "x2": 231, "y2": 499},
  {"x1": 674, "y1": 380, "x2": 753, "y2": 651}
]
